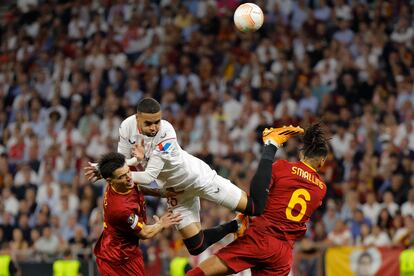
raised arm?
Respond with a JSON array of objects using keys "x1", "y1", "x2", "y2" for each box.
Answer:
[
  {"x1": 131, "y1": 154, "x2": 165, "y2": 185},
  {"x1": 118, "y1": 123, "x2": 140, "y2": 167}
]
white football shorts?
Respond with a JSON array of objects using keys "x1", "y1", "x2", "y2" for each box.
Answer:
[{"x1": 169, "y1": 174, "x2": 243, "y2": 230}]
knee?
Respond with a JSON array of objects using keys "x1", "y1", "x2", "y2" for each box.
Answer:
[{"x1": 183, "y1": 231, "x2": 207, "y2": 256}]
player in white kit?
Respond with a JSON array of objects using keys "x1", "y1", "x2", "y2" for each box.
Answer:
[{"x1": 86, "y1": 98, "x2": 303, "y2": 255}]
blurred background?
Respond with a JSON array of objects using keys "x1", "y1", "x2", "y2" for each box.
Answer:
[{"x1": 0, "y1": 0, "x2": 414, "y2": 275}]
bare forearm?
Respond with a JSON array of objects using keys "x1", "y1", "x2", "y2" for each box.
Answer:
[
  {"x1": 140, "y1": 186, "x2": 163, "y2": 197},
  {"x1": 138, "y1": 222, "x2": 164, "y2": 239}
]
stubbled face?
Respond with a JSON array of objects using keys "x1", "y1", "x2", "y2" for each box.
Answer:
[
  {"x1": 137, "y1": 112, "x2": 161, "y2": 137},
  {"x1": 110, "y1": 164, "x2": 133, "y2": 190}
]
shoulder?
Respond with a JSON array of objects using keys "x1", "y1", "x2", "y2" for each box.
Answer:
[
  {"x1": 120, "y1": 115, "x2": 136, "y2": 130},
  {"x1": 272, "y1": 159, "x2": 289, "y2": 169},
  {"x1": 106, "y1": 198, "x2": 134, "y2": 223},
  {"x1": 157, "y1": 120, "x2": 177, "y2": 141},
  {"x1": 160, "y1": 120, "x2": 176, "y2": 133}
]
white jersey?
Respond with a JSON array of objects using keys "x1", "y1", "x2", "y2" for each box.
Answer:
[{"x1": 118, "y1": 115, "x2": 216, "y2": 190}]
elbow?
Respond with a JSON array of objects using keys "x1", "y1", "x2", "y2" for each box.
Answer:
[
  {"x1": 251, "y1": 206, "x2": 265, "y2": 216},
  {"x1": 245, "y1": 196, "x2": 267, "y2": 216}
]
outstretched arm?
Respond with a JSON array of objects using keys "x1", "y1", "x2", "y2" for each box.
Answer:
[
  {"x1": 139, "y1": 186, "x2": 181, "y2": 198},
  {"x1": 138, "y1": 212, "x2": 181, "y2": 239}
]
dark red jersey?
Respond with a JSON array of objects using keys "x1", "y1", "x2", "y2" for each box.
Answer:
[
  {"x1": 251, "y1": 160, "x2": 327, "y2": 242},
  {"x1": 94, "y1": 184, "x2": 147, "y2": 264}
]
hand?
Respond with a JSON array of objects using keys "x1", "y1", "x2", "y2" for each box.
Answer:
[
  {"x1": 161, "y1": 188, "x2": 184, "y2": 198},
  {"x1": 84, "y1": 162, "x2": 102, "y2": 182},
  {"x1": 155, "y1": 212, "x2": 182, "y2": 229},
  {"x1": 132, "y1": 140, "x2": 145, "y2": 161}
]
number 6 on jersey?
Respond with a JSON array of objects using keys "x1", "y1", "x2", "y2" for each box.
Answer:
[{"x1": 285, "y1": 188, "x2": 311, "y2": 222}]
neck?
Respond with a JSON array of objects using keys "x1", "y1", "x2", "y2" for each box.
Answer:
[
  {"x1": 110, "y1": 183, "x2": 131, "y2": 194},
  {"x1": 301, "y1": 158, "x2": 319, "y2": 171}
]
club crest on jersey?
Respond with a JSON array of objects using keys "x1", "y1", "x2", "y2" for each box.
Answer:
[
  {"x1": 157, "y1": 142, "x2": 171, "y2": 153},
  {"x1": 127, "y1": 214, "x2": 139, "y2": 229}
]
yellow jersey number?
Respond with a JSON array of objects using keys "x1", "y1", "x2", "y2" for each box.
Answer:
[{"x1": 285, "y1": 188, "x2": 311, "y2": 222}]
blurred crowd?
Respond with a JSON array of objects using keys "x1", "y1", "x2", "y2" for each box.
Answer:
[{"x1": 1, "y1": 0, "x2": 414, "y2": 274}]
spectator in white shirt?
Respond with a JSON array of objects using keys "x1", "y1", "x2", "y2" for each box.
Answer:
[
  {"x1": 401, "y1": 189, "x2": 414, "y2": 217},
  {"x1": 36, "y1": 174, "x2": 60, "y2": 210},
  {"x1": 393, "y1": 216, "x2": 414, "y2": 246},
  {"x1": 3, "y1": 189, "x2": 19, "y2": 216},
  {"x1": 327, "y1": 219, "x2": 352, "y2": 246},
  {"x1": 381, "y1": 191, "x2": 399, "y2": 217},
  {"x1": 274, "y1": 91, "x2": 297, "y2": 120},
  {"x1": 363, "y1": 225, "x2": 391, "y2": 247},
  {"x1": 362, "y1": 192, "x2": 382, "y2": 225},
  {"x1": 34, "y1": 226, "x2": 60, "y2": 258},
  {"x1": 330, "y1": 121, "x2": 354, "y2": 160}
]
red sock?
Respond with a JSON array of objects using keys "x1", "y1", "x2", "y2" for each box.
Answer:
[{"x1": 186, "y1": 267, "x2": 205, "y2": 276}]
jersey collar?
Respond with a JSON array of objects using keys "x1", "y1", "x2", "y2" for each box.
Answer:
[
  {"x1": 301, "y1": 161, "x2": 317, "y2": 172},
  {"x1": 110, "y1": 185, "x2": 133, "y2": 195}
]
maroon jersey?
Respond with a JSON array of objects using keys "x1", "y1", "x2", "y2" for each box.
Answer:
[
  {"x1": 94, "y1": 184, "x2": 147, "y2": 264},
  {"x1": 251, "y1": 160, "x2": 327, "y2": 242}
]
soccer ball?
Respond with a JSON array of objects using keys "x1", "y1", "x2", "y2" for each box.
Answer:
[{"x1": 233, "y1": 3, "x2": 264, "y2": 33}]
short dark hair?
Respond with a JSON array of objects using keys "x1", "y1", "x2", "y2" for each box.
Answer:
[
  {"x1": 302, "y1": 123, "x2": 329, "y2": 159},
  {"x1": 98, "y1": 152, "x2": 126, "y2": 179},
  {"x1": 137, "y1": 97, "x2": 161, "y2": 114}
]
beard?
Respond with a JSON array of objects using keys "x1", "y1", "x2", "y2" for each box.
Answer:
[{"x1": 143, "y1": 130, "x2": 157, "y2": 137}]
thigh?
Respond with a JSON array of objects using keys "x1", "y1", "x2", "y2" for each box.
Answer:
[
  {"x1": 216, "y1": 230, "x2": 293, "y2": 275},
  {"x1": 251, "y1": 237, "x2": 292, "y2": 276},
  {"x1": 200, "y1": 174, "x2": 242, "y2": 210},
  {"x1": 215, "y1": 231, "x2": 264, "y2": 273},
  {"x1": 198, "y1": 255, "x2": 234, "y2": 276},
  {"x1": 169, "y1": 191, "x2": 201, "y2": 230}
]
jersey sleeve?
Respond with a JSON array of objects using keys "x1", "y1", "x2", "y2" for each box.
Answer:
[
  {"x1": 152, "y1": 120, "x2": 179, "y2": 161},
  {"x1": 111, "y1": 208, "x2": 145, "y2": 234},
  {"x1": 131, "y1": 155, "x2": 165, "y2": 185},
  {"x1": 118, "y1": 123, "x2": 132, "y2": 158},
  {"x1": 126, "y1": 212, "x2": 145, "y2": 234}
]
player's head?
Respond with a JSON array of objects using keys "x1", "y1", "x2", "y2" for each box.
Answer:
[
  {"x1": 98, "y1": 152, "x2": 133, "y2": 190},
  {"x1": 300, "y1": 123, "x2": 329, "y2": 170},
  {"x1": 136, "y1": 97, "x2": 161, "y2": 137}
]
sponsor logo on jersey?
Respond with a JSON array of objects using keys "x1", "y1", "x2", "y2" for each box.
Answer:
[
  {"x1": 128, "y1": 138, "x2": 135, "y2": 144},
  {"x1": 158, "y1": 142, "x2": 171, "y2": 152}
]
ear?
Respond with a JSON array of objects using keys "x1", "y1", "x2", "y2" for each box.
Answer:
[{"x1": 319, "y1": 157, "x2": 326, "y2": 168}]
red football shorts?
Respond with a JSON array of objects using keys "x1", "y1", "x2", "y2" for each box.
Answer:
[
  {"x1": 216, "y1": 228, "x2": 293, "y2": 275},
  {"x1": 96, "y1": 256, "x2": 144, "y2": 276}
]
